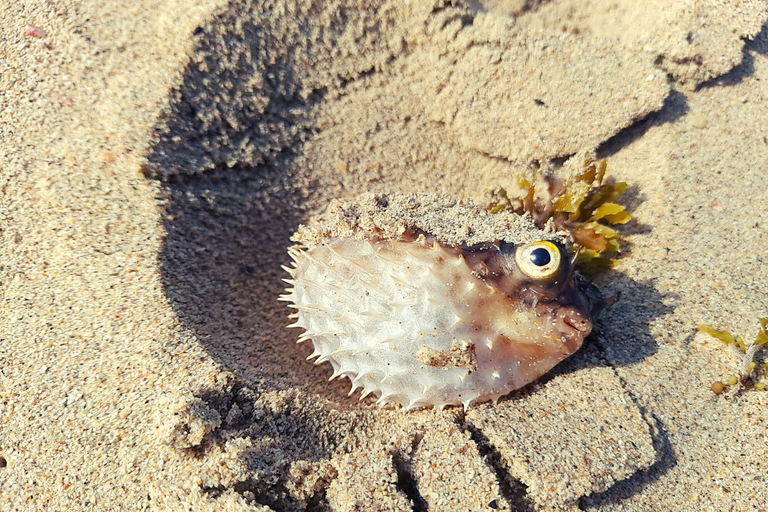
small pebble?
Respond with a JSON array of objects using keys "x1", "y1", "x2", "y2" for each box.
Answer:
[
  {"x1": 687, "y1": 113, "x2": 708, "y2": 129},
  {"x1": 25, "y1": 25, "x2": 47, "y2": 38},
  {"x1": 99, "y1": 152, "x2": 115, "y2": 163}
]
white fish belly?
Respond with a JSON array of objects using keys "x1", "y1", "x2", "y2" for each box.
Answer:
[{"x1": 285, "y1": 237, "x2": 559, "y2": 410}]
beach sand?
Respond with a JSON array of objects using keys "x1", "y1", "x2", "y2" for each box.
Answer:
[{"x1": 1, "y1": 0, "x2": 767, "y2": 510}]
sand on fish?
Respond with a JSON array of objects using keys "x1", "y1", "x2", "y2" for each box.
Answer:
[{"x1": 1, "y1": 0, "x2": 767, "y2": 510}]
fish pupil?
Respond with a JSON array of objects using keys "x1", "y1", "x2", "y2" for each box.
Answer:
[{"x1": 529, "y1": 247, "x2": 551, "y2": 266}]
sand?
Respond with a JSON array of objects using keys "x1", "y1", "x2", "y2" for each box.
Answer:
[{"x1": 1, "y1": 0, "x2": 767, "y2": 510}]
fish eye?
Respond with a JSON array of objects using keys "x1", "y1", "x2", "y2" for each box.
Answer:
[{"x1": 515, "y1": 241, "x2": 563, "y2": 280}]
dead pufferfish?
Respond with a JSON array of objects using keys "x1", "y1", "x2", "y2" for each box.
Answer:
[{"x1": 280, "y1": 193, "x2": 603, "y2": 411}]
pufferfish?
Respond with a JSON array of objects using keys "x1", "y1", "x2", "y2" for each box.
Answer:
[{"x1": 280, "y1": 193, "x2": 603, "y2": 411}]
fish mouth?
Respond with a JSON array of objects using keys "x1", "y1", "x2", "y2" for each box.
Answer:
[{"x1": 555, "y1": 307, "x2": 592, "y2": 354}]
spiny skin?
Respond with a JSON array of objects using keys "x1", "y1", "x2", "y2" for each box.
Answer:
[{"x1": 281, "y1": 236, "x2": 594, "y2": 411}]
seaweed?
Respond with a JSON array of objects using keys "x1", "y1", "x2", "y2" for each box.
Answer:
[
  {"x1": 485, "y1": 152, "x2": 631, "y2": 273},
  {"x1": 697, "y1": 318, "x2": 768, "y2": 394}
]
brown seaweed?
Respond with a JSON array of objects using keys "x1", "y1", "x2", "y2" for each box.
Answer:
[
  {"x1": 698, "y1": 318, "x2": 768, "y2": 393},
  {"x1": 486, "y1": 153, "x2": 631, "y2": 273}
]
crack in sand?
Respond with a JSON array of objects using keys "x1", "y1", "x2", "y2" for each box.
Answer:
[
  {"x1": 392, "y1": 434, "x2": 429, "y2": 512},
  {"x1": 583, "y1": 335, "x2": 678, "y2": 508},
  {"x1": 457, "y1": 415, "x2": 536, "y2": 512}
]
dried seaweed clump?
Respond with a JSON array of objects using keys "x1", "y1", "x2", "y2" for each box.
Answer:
[
  {"x1": 698, "y1": 318, "x2": 768, "y2": 394},
  {"x1": 486, "y1": 152, "x2": 631, "y2": 273}
]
